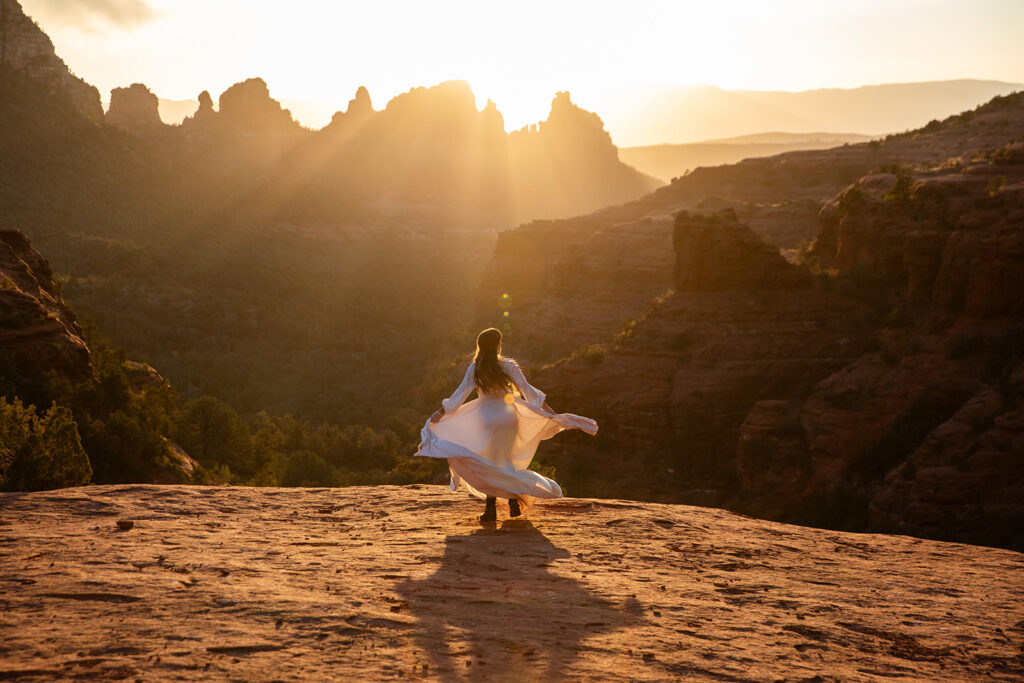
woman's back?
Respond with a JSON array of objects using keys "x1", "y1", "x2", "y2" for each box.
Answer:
[{"x1": 476, "y1": 358, "x2": 517, "y2": 400}]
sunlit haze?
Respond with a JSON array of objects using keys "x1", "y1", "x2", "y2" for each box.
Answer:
[{"x1": 19, "y1": 0, "x2": 1024, "y2": 144}]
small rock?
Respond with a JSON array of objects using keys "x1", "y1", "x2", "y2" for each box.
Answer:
[{"x1": 117, "y1": 520, "x2": 134, "y2": 531}]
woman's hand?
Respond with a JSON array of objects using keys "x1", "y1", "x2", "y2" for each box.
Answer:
[{"x1": 430, "y1": 408, "x2": 445, "y2": 423}]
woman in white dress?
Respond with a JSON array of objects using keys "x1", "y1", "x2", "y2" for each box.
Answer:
[{"x1": 415, "y1": 328, "x2": 598, "y2": 521}]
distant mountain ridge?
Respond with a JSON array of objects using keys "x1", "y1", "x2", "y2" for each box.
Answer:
[
  {"x1": 602, "y1": 80, "x2": 1022, "y2": 146},
  {"x1": 2, "y1": 0, "x2": 658, "y2": 229},
  {"x1": 622, "y1": 132, "x2": 873, "y2": 182},
  {"x1": 697, "y1": 132, "x2": 873, "y2": 145}
]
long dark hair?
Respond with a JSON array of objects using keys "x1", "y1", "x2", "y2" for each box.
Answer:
[{"x1": 473, "y1": 328, "x2": 516, "y2": 395}]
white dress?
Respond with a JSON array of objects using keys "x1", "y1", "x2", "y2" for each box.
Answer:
[{"x1": 415, "y1": 358, "x2": 598, "y2": 503}]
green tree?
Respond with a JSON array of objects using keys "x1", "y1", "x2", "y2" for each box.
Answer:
[
  {"x1": 0, "y1": 398, "x2": 91, "y2": 491},
  {"x1": 281, "y1": 450, "x2": 340, "y2": 487},
  {"x1": 175, "y1": 396, "x2": 270, "y2": 479}
]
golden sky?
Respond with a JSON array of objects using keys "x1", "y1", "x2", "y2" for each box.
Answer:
[{"x1": 21, "y1": 0, "x2": 1024, "y2": 142}]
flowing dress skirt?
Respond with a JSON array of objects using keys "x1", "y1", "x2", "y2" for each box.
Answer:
[{"x1": 415, "y1": 394, "x2": 597, "y2": 504}]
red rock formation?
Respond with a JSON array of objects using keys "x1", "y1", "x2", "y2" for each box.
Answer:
[
  {"x1": 324, "y1": 85, "x2": 375, "y2": 136},
  {"x1": 870, "y1": 377, "x2": 1024, "y2": 546},
  {"x1": 932, "y1": 176, "x2": 1024, "y2": 318},
  {"x1": 531, "y1": 210, "x2": 874, "y2": 504},
  {"x1": 736, "y1": 400, "x2": 809, "y2": 505},
  {"x1": 508, "y1": 92, "x2": 660, "y2": 221},
  {"x1": 501, "y1": 108, "x2": 1024, "y2": 548},
  {"x1": 483, "y1": 94, "x2": 1024, "y2": 334},
  {"x1": 0, "y1": 229, "x2": 91, "y2": 390},
  {"x1": 479, "y1": 95, "x2": 1024, "y2": 377},
  {"x1": 673, "y1": 210, "x2": 811, "y2": 291},
  {"x1": 217, "y1": 77, "x2": 301, "y2": 134},
  {"x1": 0, "y1": 231, "x2": 201, "y2": 485},
  {"x1": 179, "y1": 90, "x2": 216, "y2": 131},
  {"x1": 735, "y1": 146, "x2": 1024, "y2": 546},
  {"x1": 106, "y1": 83, "x2": 165, "y2": 135},
  {"x1": 0, "y1": 0, "x2": 102, "y2": 120}
]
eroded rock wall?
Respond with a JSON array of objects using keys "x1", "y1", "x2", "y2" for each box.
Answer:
[
  {"x1": 0, "y1": 229, "x2": 91, "y2": 391},
  {"x1": 0, "y1": 0, "x2": 102, "y2": 119}
]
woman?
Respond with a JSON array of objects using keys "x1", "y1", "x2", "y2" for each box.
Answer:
[{"x1": 415, "y1": 328, "x2": 598, "y2": 522}]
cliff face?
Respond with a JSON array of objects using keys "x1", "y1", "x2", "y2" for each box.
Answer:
[
  {"x1": 672, "y1": 210, "x2": 811, "y2": 291},
  {"x1": 1, "y1": 485, "x2": 1021, "y2": 681},
  {"x1": 0, "y1": 229, "x2": 91, "y2": 392},
  {"x1": 533, "y1": 210, "x2": 874, "y2": 502},
  {"x1": 0, "y1": 0, "x2": 102, "y2": 120},
  {"x1": 753, "y1": 151, "x2": 1024, "y2": 546}
]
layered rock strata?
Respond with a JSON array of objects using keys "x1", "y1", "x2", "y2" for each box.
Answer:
[{"x1": 527, "y1": 145, "x2": 1024, "y2": 548}]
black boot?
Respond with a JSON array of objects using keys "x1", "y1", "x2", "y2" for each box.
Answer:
[
  {"x1": 479, "y1": 496, "x2": 497, "y2": 523},
  {"x1": 508, "y1": 498, "x2": 522, "y2": 518}
]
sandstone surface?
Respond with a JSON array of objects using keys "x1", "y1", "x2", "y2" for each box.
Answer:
[{"x1": 0, "y1": 485, "x2": 1022, "y2": 681}]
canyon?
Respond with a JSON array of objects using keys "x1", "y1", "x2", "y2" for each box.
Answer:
[{"x1": 482, "y1": 93, "x2": 1024, "y2": 549}]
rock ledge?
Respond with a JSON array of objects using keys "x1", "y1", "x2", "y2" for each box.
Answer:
[{"x1": 0, "y1": 485, "x2": 1021, "y2": 680}]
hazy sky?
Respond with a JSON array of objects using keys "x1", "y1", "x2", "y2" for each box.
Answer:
[{"x1": 21, "y1": 0, "x2": 1024, "y2": 137}]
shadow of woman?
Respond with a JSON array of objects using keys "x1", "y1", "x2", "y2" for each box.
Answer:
[{"x1": 394, "y1": 520, "x2": 644, "y2": 680}]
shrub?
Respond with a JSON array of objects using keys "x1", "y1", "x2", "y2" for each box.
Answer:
[
  {"x1": 281, "y1": 450, "x2": 339, "y2": 487},
  {"x1": 572, "y1": 344, "x2": 607, "y2": 366},
  {"x1": 0, "y1": 397, "x2": 91, "y2": 491},
  {"x1": 986, "y1": 174, "x2": 1006, "y2": 196},
  {"x1": 835, "y1": 184, "x2": 867, "y2": 219},
  {"x1": 882, "y1": 166, "x2": 915, "y2": 201},
  {"x1": 528, "y1": 456, "x2": 557, "y2": 482}
]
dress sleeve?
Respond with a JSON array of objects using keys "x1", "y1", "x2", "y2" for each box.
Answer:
[
  {"x1": 504, "y1": 360, "x2": 547, "y2": 409},
  {"x1": 441, "y1": 362, "x2": 475, "y2": 414}
]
